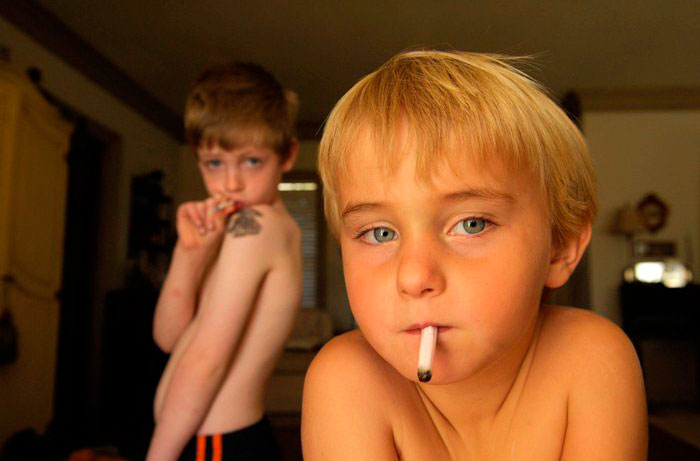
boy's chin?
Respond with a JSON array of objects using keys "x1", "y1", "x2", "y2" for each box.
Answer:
[
  {"x1": 400, "y1": 368, "x2": 451, "y2": 385},
  {"x1": 389, "y1": 356, "x2": 477, "y2": 386},
  {"x1": 391, "y1": 361, "x2": 447, "y2": 385}
]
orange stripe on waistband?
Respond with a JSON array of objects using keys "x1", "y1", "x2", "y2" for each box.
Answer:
[
  {"x1": 196, "y1": 435, "x2": 206, "y2": 461},
  {"x1": 213, "y1": 433, "x2": 223, "y2": 461}
]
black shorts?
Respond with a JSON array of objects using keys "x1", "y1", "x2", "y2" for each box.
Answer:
[{"x1": 179, "y1": 417, "x2": 281, "y2": 461}]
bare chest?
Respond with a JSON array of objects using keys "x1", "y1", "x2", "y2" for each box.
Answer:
[{"x1": 392, "y1": 383, "x2": 568, "y2": 460}]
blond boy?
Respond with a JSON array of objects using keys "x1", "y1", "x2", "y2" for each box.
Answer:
[
  {"x1": 302, "y1": 51, "x2": 647, "y2": 460},
  {"x1": 147, "y1": 62, "x2": 302, "y2": 461}
]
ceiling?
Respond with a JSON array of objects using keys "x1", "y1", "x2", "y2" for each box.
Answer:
[{"x1": 29, "y1": 0, "x2": 700, "y2": 135}]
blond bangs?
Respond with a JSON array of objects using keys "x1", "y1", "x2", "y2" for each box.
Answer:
[{"x1": 319, "y1": 50, "x2": 597, "y2": 247}]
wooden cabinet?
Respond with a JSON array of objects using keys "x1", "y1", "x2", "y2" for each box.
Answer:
[
  {"x1": 0, "y1": 66, "x2": 73, "y2": 442},
  {"x1": 620, "y1": 282, "x2": 700, "y2": 405}
]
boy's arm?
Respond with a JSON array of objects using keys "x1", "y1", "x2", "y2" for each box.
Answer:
[
  {"x1": 153, "y1": 198, "x2": 233, "y2": 352},
  {"x1": 560, "y1": 317, "x2": 648, "y2": 460},
  {"x1": 147, "y1": 208, "x2": 283, "y2": 461},
  {"x1": 302, "y1": 332, "x2": 400, "y2": 461},
  {"x1": 152, "y1": 242, "x2": 210, "y2": 352}
]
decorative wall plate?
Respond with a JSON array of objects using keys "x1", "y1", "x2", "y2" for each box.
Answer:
[{"x1": 637, "y1": 193, "x2": 668, "y2": 233}]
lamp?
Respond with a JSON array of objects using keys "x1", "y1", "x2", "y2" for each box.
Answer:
[
  {"x1": 611, "y1": 202, "x2": 645, "y2": 237},
  {"x1": 612, "y1": 203, "x2": 692, "y2": 287},
  {"x1": 610, "y1": 202, "x2": 646, "y2": 274}
]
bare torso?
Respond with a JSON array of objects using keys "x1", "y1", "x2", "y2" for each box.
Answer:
[
  {"x1": 303, "y1": 306, "x2": 646, "y2": 460},
  {"x1": 386, "y1": 312, "x2": 567, "y2": 460},
  {"x1": 359, "y1": 307, "x2": 568, "y2": 460},
  {"x1": 154, "y1": 204, "x2": 302, "y2": 434}
]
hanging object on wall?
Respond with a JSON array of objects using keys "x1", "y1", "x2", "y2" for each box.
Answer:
[{"x1": 636, "y1": 193, "x2": 669, "y2": 233}]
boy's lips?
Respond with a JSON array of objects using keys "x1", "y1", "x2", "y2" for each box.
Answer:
[{"x1": 403, "y1": 323, "x2": 451, "y2": 335}]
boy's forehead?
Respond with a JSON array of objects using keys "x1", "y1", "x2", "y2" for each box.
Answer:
[
  {"x1": 341, "y1": 125, "x2": 508, "y2": 183},
  {"x1": 196, "y1": 140, "x2": 276, "y2": 157},
  {"x1": 338, "y1": 133, "x2": 527, "y2": 206},
  {"x1": 195, "y1": 124, "x2": 280, "y2": 155}
]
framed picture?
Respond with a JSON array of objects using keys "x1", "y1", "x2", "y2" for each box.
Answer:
[{"x1": 637, "y1": 193, "x2": 668, "y2": 233}]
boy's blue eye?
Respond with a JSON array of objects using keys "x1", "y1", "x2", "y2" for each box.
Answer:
[
  {"x1": 359, "y1": 226, "x2": 396, "y2": 244},
  {"x1": 452, "y1": 217, "x2": 487, "y2": 235},
  {"x1": 373, "y1": 227, "x2": 395, "y2": 242},
  {"x1": 245, "y1": 157, "x2": 262, "y2": 167},
  {"x1": 205, "y1": 159, "x2": 222, "y2": 169},
  {"x1": 463, "y1": 218, "x2": 485, "y2": 234}
]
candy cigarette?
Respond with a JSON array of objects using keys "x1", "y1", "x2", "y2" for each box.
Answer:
[
  {"x1": 213, "y1": 199, "x2": 235, "y2": 212},
  {"x1": 417, "y1": 326, "x2": 437, "y2": 383}
]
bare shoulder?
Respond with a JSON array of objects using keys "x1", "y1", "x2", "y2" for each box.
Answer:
[
  {"x1": 305, "y1": 330, "x2": 401, "y2": 400},
  {"x1": 302, "y1": 330, "x2": 403, "y2": 460},
  {"x1": 222, "y1": 204, "x2": 300, "y2": 251},
  {"x1": 539, "y1": 306, "x2": 647, "y2": 460},
  {"x1": 538, "y1": 305, "x2": 640, "y2": 372},
  {"x1": 537, "y1": 305, "x2": 644, "y2": 394}
]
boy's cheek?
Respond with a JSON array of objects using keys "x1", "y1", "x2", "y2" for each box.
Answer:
[
  {"x1": 345, "y1": 272, "x2": 543, "y2": 383},
  {"x1": 343, "y1": 257, "x2": 398, "y2": 320}
]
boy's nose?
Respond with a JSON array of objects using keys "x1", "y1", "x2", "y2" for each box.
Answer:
[
  {"x1": 396, "y1": 239, "x2": 446, "y2": 299},
  {"x1": 224, "y1": 168, "x2": 243, "y2": 192}
]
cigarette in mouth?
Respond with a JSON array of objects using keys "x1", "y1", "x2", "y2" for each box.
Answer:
[
  {"x1": 213, "y1": 199, "x2": 235, "y2": 212},
  {"x1": 417, "y1": 326, "x2": 437, "y2": 383},
  {"x1": 211, "y1": 199, "x2": 245, "y2": 215}
]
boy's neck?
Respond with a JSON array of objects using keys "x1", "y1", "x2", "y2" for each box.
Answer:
[
  {"x1": 265, "y1": 193, "x2": 284, "y2": 210},
  {"x1": 244, "y1": 192, "x2": 283, "y2": 209},
  {"x1": 414, "y1": 309, "x2": 542, "y2": 432}
]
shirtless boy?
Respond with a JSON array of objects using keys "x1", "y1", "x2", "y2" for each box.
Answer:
[
  {"x1": 302, "y1": 50, "x2": 647, "y2": 460},
  {"x1": 147, "y1": 62, "x2": 302, "y2": 461}
]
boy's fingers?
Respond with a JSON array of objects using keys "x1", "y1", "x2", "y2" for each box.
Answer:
[
  {"x1": 208, "y1": 197, "x2": 233, "y2": 227},
  {"x1": 195, "y1": 201, "x2": 211, "y2": 232},
  {"x1": 188, "y1": 203, "x2": 206, "y2": 235},
  {"x1": 205, "y1": 197, "x2": 219, "y2": 230}
]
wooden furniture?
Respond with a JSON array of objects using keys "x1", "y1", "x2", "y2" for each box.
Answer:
[
  {"x1": 265, "y1": 350, "x2": 315, "y2": 461},
  {"x1": 266, "y1": 350, "x2": 316, "y2": 416},
  {"x1": 0, "y1": 66, "x2": 73, "y2": 442},
  {"x1": 620, "y1": 282, "x2": 700, "y2": 405}
]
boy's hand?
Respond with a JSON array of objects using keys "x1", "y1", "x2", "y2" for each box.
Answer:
[{"x1": 176, "y1": 196, "x2": 238, "y2": 255}]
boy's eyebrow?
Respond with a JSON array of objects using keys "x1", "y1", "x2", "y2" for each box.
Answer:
[
  {"x1": 197, "y1": 151, "x2": 220, "y2": 158},
  {"x1": 442, "y1": 188, "x2": 516, "y2": 204},
  {"x1": 342, "y1": 188, "x2": 515, "y2": 218},
  {"x1": 342, "y1": 202, "x2": 383, "y2": 218}
]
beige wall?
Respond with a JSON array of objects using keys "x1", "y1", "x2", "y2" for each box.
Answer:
[
  {"x1": 584, "y1": 110, "x2": 700, "y2": 324},
  {"x1": 0, "y1": 17, "x2": 181, "y2": 292}
]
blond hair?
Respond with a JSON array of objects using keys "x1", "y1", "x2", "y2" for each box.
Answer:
[
  {"x1": 318, "y1": 50, "x2": 597, "y2": 248},
  {"x1": 185, "y1": 61, "x2": 299, "y2": 158}
]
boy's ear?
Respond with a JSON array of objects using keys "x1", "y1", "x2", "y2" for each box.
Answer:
[
  {"x1": 281, "y1": 138, "x2": 299, "y2": 172},
  {"x1": 544, "y1": 221, "x2": 592, "y2": 289}
]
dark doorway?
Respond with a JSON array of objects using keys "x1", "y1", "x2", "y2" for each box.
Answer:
[{"x1": 53, "y1": 119, "x2": 110, "y2": 443}]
